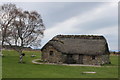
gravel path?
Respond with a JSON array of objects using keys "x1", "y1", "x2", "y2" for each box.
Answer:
[
  {"x1": 32, "y1": 59, "x2": 118, "y2": 67},
  {"x1": 32, "y1": 59, "x2": 102, "y2": 67}
]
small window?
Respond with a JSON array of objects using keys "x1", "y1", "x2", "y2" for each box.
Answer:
[
  {"x1": 92, "y1": 56, "x2": 95, "y2": 60},
  {"x1": 67, "y1": 54, "x2": 73, "y2": 58},
  {"x1": 50, "y1": 51, "x2": 54, "y2": 56},
  {"x1": 70, "y1": 54, "x2": 73, "y2": 58}
]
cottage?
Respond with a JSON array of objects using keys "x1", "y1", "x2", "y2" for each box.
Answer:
[{"x1": 41, "y1": 35, "x2": 111, "y2": 65}]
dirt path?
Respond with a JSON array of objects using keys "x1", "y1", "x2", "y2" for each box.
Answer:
[
  {"x1": 32, "y1": 59, "x2": 101, "y2": 67},
  {"x1": 32, "y1": 59, "x2": 118, "y2": 67}
]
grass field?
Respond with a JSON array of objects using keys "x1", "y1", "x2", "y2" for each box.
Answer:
[
  {"x1": 0, "y1": 56, "x2": 2, "y2": 79},
  {"x1": 2, "y1": 50, "x2": 118, "y2": 78}
]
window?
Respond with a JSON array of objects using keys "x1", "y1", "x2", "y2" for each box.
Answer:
[
  {"x1": 50, "y1": 51, "x2": 54, "y2": 56},
  {"x1": 92, "y1": 56, "x2": 95, "y2": 60},
  {"x1": 68, "y1": 54, "x2": 73, "y2": 58},
  {"x1": 70, "y1": 54, "x2": 73, "y2": 58}
]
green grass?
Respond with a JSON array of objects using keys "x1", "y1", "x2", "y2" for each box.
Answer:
[
  {"x1": 2, "y1": 50, "x2": 118, "y2": 78},
  {"x1": 0, "y1": 56, "x2": 2, "y2": 79}
]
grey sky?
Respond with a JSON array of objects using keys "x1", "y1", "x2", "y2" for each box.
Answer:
[{"x1": 0, "y1": 2, "x2": 118, "y2": 51}]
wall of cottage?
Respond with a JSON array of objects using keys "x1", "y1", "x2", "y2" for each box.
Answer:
[
  {"x1": 42, "y1": 46, "x2": 63, "y2": 64},
  {"x1": 42, "y1": 46, "x2": 110, "y2": 65},
  {"x1": 82, "y1": 54, "x2": 110, "y2": 65},
  {"x1": 62, "y1": 54, "x2": 110, "y2": 65}
]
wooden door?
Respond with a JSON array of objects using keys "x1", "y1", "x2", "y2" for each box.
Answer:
[
  {"x1": 66, "y1": 54, "x2": 75, "y2": 64},
  {"x1": 78, "y1": 54, "x2": 83, "y2": 64}
]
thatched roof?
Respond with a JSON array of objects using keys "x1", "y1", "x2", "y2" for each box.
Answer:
[{"x1": 41, "y1": 35, "x2": 110, "y2": 55}]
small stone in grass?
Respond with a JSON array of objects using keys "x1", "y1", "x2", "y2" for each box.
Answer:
[
  {"x1": 31, "y1": 54, "x2": 36, "y2": 57},
  {"x1": 82, "y1": 72, "x2": 96, "y2": 74}
]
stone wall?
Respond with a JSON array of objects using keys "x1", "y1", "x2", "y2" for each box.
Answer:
[
  {"x1": 101, "y1": 54, "x2": 110, "y2": 64},
  {"x1": 42, "y1": 45, "x2": 110, "y2": 65},
  {"x1": 83, "y1": 55, "x2": 110, "y2": 65},
  {"x1": 61, "y1": 54, "x2": 110, "y2": 65},
  {"x1": 42, "y1": 45, "x2": 63, "y2": 63}
]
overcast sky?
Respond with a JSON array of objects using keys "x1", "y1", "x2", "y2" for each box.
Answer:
[{"x1": 0, "y1": 2, "x2": 118, "y2": 51}]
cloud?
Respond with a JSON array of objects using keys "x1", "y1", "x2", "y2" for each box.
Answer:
[
  {"x1": 1, "y1": 2, "x2": 117, "y2": 50},
  {"x1": 41, "y1": 2, "x2": 118, "y2": 51},
  {"x1": 94, "y1": 26, "x2": 118, "y2": 50}
]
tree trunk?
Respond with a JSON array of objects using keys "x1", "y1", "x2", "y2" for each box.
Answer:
[
  {"x1": 19, "y1": 52, "x2": 25, "y2": 63},
  {"x1": 19, "y1": 54, "x2": 23, "y2": 63}
]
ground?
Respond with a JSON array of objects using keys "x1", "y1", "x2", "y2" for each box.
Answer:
[{"x1": 2, "y1": 50, "x2": 119, "y2": 78}]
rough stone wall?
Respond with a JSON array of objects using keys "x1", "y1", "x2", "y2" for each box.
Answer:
[
  {"x1": 42, "y1": 45, "x2": 63, "y2": 64},
  {"x1": 101, "y1": 54, "x2": 110, "y2": 64},
  {"x1": 83, "y1": 54, "x2": 110, "y2": 65},
  {"x1": 42, "y1": 46, "x2": 110, "y2": 65},
  {"x1": 61, "y1": 54, "x2": 110, "y2": 65},
  {"x1": 61, "y1": 54, "x2": 67, "y2": 63}
]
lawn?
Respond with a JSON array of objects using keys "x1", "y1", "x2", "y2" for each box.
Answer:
[
  {"x1": 0, "y1": 56, "x2": 2, "y2": 79},
  {"x1": 2, "y1": 50, "x2": 118, "y2": 78}
]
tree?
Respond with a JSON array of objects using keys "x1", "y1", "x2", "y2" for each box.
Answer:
[
  {"x1": 0, "y1": 3, "x2": 45, "y2": 63},
  {"x1": 0, "y1": 4, "x2": 17, "y2": 47}
]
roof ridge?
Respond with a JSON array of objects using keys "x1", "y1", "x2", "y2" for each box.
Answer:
[{"x1": 54, "y1": 35, "x2": 105, "y2": 39}]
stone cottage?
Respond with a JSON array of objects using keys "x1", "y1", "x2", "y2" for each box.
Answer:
[{"x1": 41, "y1": 35, "x2": 111, "y2": 65}]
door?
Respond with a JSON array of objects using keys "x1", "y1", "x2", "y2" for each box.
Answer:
[
  {"x1": 66, "y1": 54, "x2": 76, "y2": 64},
  {"x1": 78, "y1": 54, "x2": 83, "y2": 64}
]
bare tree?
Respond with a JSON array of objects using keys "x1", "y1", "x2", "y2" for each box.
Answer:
[
  {"x1": 0, "y1": 3, "x2": 45, "y2": 63},
  {"x1": 0, "y1": 4, "x2": 17, "y2": 46}
]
